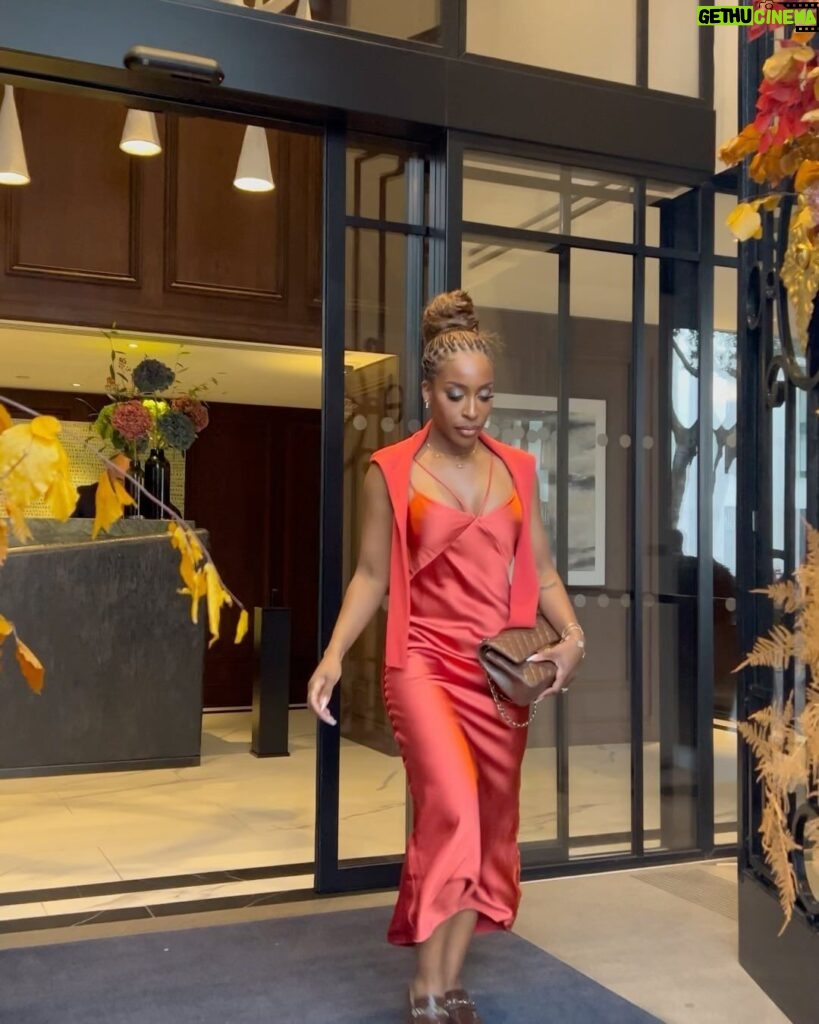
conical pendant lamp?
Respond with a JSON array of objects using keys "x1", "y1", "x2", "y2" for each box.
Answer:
[
  {"x1": 296, "y1": 0, "x2": 312, "y2": 19},
  {"x1": 120, "y1": 109, "x2": 162, "y2": 157},
  {"x1": 0, "y1": 86, "x2": 30, "y2": 186},
  {"x1": 234, "y1": 125, "x2": 275, "y2": 193}
]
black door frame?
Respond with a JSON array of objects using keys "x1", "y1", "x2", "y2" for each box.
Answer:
[
  {"x1": 0, "y1": 0, "x2": 730, "y2": 903},
  {"x1": 735, "y1": 26, "x2": 819, "y2": 1024}
]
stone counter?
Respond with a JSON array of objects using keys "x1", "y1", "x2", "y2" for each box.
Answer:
[{"x1": 0, "y1": 520, "x2": 206, "y2": 777}]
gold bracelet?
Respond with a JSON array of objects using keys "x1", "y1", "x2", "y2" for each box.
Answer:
[{"x1": 560, "y1": 622, "x2": 584, "y2": 641}]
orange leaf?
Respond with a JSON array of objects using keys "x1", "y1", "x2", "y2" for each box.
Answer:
[
  {"x1": 0, "y1": 521, "x2": 7, "y2": 567},
  {"x1": 0, "y1": 614, "x2": 13, "y2": 643},
  {"x1": 0, "y1": 403, "x2": 12, "y2": 434},
  {"x1": 718, "y1": 124, "x2": 760, "y2": 167},
  {"x1": 234, "y1": 608, "x2": 249, "y2": 645},
  {"x1": 15, "y1": 636, "x2": 44, "y2": 694}
]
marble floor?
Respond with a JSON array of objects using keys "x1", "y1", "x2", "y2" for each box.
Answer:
[
  {"x1": 0, "y1": 710, "x2": 738, "y2": 921},
  {"x1": 0, "y1": 861, "x2": 789, "y2": 1024}
]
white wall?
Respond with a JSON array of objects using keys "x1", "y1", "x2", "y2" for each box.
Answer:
[
  {"x1": 714, "y1": 27, "x2": 739, "y2": 171},
  {"x1": 649, "y1": 0, "x2": 700, "y2": 96}
]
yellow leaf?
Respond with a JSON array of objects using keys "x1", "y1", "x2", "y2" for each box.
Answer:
[
  {"x1": 169, "y1": 523, "x2": 207, "y2": 623},
  {"x1": 6, "y1": 503, "x2": 32, "y2": 543},
  {"x1": 29, "y1": 415, "x2": 60, "y2": 441},
  {"x1": 204, "y1": 561, "x2": 232, "y2": 647},
  {"x1": 92, "y1": 471, "x2": 133, "y2": 539},
  {"x1": 760, "y1": 194, "x2": 782, "y2": 212},
  {"x1": 234, "y1": 608, "x2": 249, "y2": 645},
  {"x1": 0, "y1": 521, "x2": 7, "y2": 567},
  {"x1": 15, "y1": 636, "x2": 44, "y2": 694},
  {"x1": 46, "y1": 474, "x2": 79, "y2": 521},
  {"x1": 726, "y1": 202, "x2": 763, "y2": 242},
  {"x1": 764, "y1": 46, "x2": 815, "y2": 82},
  {"x1": 795, "y1": 205, "x2": 816, "y2": 231},
  {"x1": 0, "y1": 417, "x2": 77, "y2": 529},
  {"x1": 0, "y1": 403, "x2": 12, "y2": 433}
]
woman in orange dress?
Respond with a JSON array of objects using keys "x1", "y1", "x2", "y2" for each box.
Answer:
[{"x1": 308, "y1": 291, "x2": 585, "y2": 1024}]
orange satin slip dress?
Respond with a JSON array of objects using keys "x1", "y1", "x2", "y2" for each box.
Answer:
[{"x1": 383, "y1": 450, "x2": 530, "y2": 947}]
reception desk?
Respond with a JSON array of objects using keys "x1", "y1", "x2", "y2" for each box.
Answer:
[{"x1": 1, "y1": 520, "x2": 206, "y2": 777}]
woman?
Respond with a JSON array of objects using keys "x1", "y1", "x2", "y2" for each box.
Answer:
[{"x1": 307, "y1": 290, "x2": 585, "y2": 1024}]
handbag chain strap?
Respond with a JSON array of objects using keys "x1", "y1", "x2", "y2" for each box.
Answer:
[{"x1": 486, "y1": 676, "x2": 538, "y2": 729}]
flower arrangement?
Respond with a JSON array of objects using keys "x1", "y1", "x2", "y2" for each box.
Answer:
[
  {"x1": 719, "y1": 11, "x2": 819, "y2": 350},
  {"x1": 93, "y1": 348, "x2": 211, "y2": 459}
]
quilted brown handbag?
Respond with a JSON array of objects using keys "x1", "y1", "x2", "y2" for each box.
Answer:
[{"x1": 477, "y1": 613, "x2": 560, "y2": 728}]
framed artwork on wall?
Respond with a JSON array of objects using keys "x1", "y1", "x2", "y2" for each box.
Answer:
[{"x1": 489, "y1": 393, "x2": 607, "y2": 587}]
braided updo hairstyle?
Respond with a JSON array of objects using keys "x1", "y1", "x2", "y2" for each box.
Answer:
[{"x1": 421, "y1": 290, "x2": 497, "y2": 381}]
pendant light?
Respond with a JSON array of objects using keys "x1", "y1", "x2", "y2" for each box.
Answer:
[
  {"x1": 120, "y1": 109, "x2": 162, "y2": 157},
  {"x1": 234, "y1": 125, "x2": 275, "y2": 193},
  {"x1": 0, "y1": 86, "x2": 30, "y2": 186}
]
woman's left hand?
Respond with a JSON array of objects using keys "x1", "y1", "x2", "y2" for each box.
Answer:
[{"x1": 527, "y1": 634, "x2": 585, "y2": 699}]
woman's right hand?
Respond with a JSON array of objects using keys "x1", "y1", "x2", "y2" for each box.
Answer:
[{"x1": 307, "y1": 653, "x2": 343, "y2": 726}]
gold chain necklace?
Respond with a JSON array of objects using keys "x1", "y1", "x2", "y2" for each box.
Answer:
[{"x1": 425, "y1": 440, "x2": 479, "y2": 470}]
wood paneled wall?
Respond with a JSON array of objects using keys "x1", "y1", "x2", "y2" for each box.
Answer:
[{"x1": 0, "y1": 89, "x2": 323, "y2": 347}]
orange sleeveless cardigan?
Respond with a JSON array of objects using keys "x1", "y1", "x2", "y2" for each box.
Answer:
[{"x1": 370, "y1": 421, "x2": 540, "y2": 670}]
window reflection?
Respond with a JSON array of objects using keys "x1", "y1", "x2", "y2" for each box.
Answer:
[
  {"x1": 463, "y1": 152, "x2": 635, "y2": 244},
  {"x1": 215, "y1": 0, "x2": 442, "y2": 44}
]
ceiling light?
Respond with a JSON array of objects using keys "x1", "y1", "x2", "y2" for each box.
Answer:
[
  {"x1": 0, "y1": 85, "x2": 30, "y2": 186},
  {"x1": 120, "y1": 109, "x2": 162, "y2": 157},
  {"x1": 234, "y1": 125, "x2": 275, "y2": 193},
  {"x1": 296, "y1": 0, "x2": 312, "y2": 19},
  {"x1": 71, "y1": 383, "x2": 82, "y2": 388}
]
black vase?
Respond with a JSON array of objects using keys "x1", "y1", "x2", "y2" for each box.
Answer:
[
  {"x1": 143, "y1": 448, "x2": 171, "y2": 519},
  {"x1": 125, "y1": 459, "x2": 144, "y2": 518}
]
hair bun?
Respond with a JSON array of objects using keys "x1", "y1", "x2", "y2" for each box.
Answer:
[{"x1": 422, "y1": 289, "x2": 479, "y2": 344}]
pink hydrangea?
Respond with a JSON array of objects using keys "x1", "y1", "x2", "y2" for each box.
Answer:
[
  {"x1": 172, "y1": 396, "x2": 209, "y2": 433},
  {"x1": 111, "y1": 399, "x2": 153, "y2": 442}
]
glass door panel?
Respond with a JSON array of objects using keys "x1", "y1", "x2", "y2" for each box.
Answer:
[
  {"x1": 461, "y1": 237, "x2": 564, "y2": 856},
  {"x1": 567, "y1": 248, "x2": 633, "y2": 856}
]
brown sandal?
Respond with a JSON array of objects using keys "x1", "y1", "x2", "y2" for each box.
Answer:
[
  {"x1": 444, "y1": 988, "x2": 483, "y2": 1024},
  {"x1": 406, "y1": 991, "x2": 450, "y2": 1021}
]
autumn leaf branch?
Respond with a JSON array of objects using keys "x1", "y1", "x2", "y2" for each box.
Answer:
[{"x1": 0, "y1": 394, "x2": 248, "y2": 692}]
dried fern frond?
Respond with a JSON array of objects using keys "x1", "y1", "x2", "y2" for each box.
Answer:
[
  {"x1": 802, "y1": 686, "x2": 819, "y2": 783},
  {"x1": 760, "y1": 791, "x2": 800, "y2": 935},
  {"x1": 755, "y1": 580, "x2": 803, "y2": 614},
  {"x1": 736, "y1": 624, "x2": 797, "y2": 672},
  {"x1": 739, "y1": 523, "x2": 819, "y2": 933}
]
